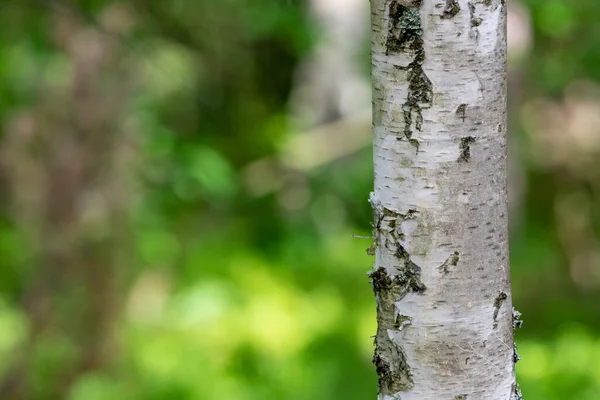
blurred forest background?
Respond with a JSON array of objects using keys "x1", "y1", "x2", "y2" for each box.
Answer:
[{"x1": 0, "y1": 0, "x2": 599, "y2": 399}]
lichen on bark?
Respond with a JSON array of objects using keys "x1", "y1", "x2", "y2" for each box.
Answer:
[{"x1": 386, "y1": 2, "x2": 423, "y2": 55}]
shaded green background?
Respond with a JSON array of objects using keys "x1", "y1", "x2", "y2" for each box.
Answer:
[{"x1": 0, "y1": 0, "x2": 599, "y2": 399}]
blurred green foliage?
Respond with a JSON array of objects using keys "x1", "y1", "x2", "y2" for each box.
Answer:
[{"x1": 0, "y1": 0, "x2": 599, "y2": 399}]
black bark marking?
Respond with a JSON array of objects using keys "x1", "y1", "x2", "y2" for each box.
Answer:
[
  {"x1": 441, "y1": 0, "x2": 461, "y2": 19},
  {"x1": 456, "y1": 103, "x2": 467, "y2": 122},
  {"x1": 387, "y1": 1, "x2": 432, "y2": 153},
  {"x1": 402, "y1": 44, "x2": 432, "y2": 153},
  {"x1": 454, "y1": 396, "x2": 468, "y2": 400},
  {"x1": 393, "y1": 246, "x2": 427, "y2": 294},
  {"x1": 458, "y1": 136, "x2": 476, "y2": 162},
  {"x1": 368, "y1": 205, "x2": 417, "y2": 255},
  {"x1": 438, "y1": 251, "x2": 460, "y2": 274},
  {"x1": 492, "y1": 291, "x2": 507, "y2": 329}
]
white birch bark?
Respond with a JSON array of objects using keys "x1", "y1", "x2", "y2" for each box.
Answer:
[{"x1": 369, "y1": 1, "x2": 520, "y2": 399}]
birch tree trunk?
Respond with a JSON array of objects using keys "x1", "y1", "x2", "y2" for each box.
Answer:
[{"x1": 369, "y1": 1, "x2": 520, "y2": 399}]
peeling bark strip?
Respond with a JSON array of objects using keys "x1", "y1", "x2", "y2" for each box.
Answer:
[
  {"x1": 371, "y1": 0, "x2": 517, "y2": 398},
  {"x1": 512, "y1": 383, "x2": 523, "y2": 400},
  {"x1": 512, "y1": 308, "x2": 523, "y2": 364},
  {"x1": 513, "y1": 343, "x2": 521, "y2": 363},
  {"x1": 512, "y1": 308, "x2": 523, "y2": 330}
]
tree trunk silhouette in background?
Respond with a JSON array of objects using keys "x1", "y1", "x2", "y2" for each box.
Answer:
[
  {"x1": 369, "y1": 1, "x2": 520, "y2": 398},
  {"x1": 0, "y1": 5, "x2": 137, "y2": 398}
]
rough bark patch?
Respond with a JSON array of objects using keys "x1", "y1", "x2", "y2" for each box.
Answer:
[
  {"x1": 492, "y1": 291, "x2": 507, "y2": 329},
  {"x1": 369, "y1": 198, "x2": 427, "y2": 397},
  {"x1": 370, "y1": 266, "x2": 424, "y2": 395},
  {"x1": 441, "y1": 0, "x2": 461, "y2": 19},
  {"x1": 458, "y1": 136, "x2": 476, "y2": 162},
  {"x1": 402, "y1": 52, "x2": 432, "y2": 153}
]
